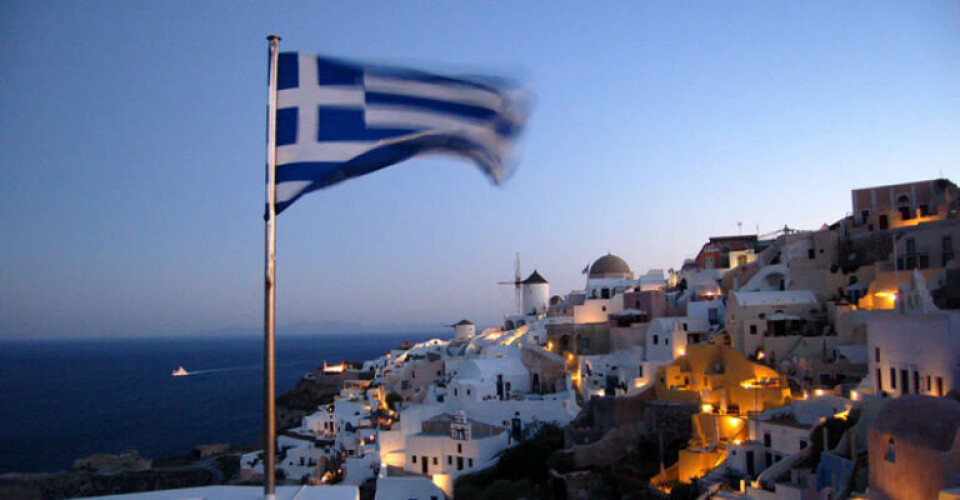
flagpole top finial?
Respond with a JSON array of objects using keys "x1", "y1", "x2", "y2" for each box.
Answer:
[{"x1": 267, "y1": 34, "x2": 282, "y2": 42}]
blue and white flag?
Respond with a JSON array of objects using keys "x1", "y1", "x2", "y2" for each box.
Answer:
[{"x1": 272, "y1": 53, "x2": 528, "y2": 214}]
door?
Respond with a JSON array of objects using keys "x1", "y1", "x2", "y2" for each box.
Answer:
[
  {"x1": 457, "y1": 456, "x2": 464, "y2": 471},
  {"x1": 421, "y1": 456, "x2": 428, "y2": 474},
  {"x1": 879, "y1": 215, "x2": 889, "y2": 230}
]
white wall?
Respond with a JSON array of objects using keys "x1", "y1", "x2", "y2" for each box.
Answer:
[
  {"x1": 441, "y1": 388, "x2": 579, "y2": 428},
  {"x1": 404, "y1": 431, "x2": 509, "y2": 478},
  {"x1": 867, "y1": 311, "x2": 960, "y2": 397},
  {"x1": 523, "y1": 283, "x2": 549, "y2": 316},
  {"x1": 375, "y1": 477, "x2": 446, "y2": 500}
]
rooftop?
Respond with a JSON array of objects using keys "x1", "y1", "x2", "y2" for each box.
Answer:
[
  {"x1": 731, "y1": 290, "x2": 819, "y2": 307},
  {"x1": 872, "y1": 394, "x2": 960, "y2": 452},
  {"x1": 87, "y1": 485, "x2": 359, "y2": 500}
]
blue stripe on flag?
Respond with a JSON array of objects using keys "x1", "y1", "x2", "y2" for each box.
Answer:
[
  {"x1": 277, "y1": 53, "x2": 299, "y2": 90},
  {"x1": 275, "y1": 132, "x2": 499, "y2": 213},
  {"x1": 316, "y1": 108, "x2": 416, "y2": 141},
  {"x1": 365, "y1": 92, "x2": 498, "y2": 121},
  {"x1": 276, "y1": 108, "x2": 298, "y2": 146},
  {"x1": 315, "y1": 58, "x2": 363, "y2": 85}
]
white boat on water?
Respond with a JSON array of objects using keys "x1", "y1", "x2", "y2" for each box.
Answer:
[{"x1": 172, "y1": 366, "x2": 189, "y2": 377}]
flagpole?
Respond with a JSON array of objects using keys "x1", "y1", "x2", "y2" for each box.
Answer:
[{"x1": 263, "y1": 34, "x2": 281, "y2": 500}]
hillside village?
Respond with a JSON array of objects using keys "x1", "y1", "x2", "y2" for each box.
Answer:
[{"x1": 241, "y1": 178, "x2": 960, "y2": 500}]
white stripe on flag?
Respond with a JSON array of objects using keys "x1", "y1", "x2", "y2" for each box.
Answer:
[
  {"x1": 276, "y1": 180, "x2": 312, "y2": 204},
  {"x1": 365, "y1": 107, "x2": 510, "y2": 154},
  {"x1": 363, "y1": 74, "x2": 503, "y2": 110},
  {"x1": 277, "y1": 86, "x2": 365, "y2": 108},
  {"x1": 277, "y1": 141, "x2": 380, "y2": 165}
]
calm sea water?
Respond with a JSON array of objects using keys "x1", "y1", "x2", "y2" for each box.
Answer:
[{"x1": 0, "y1": 333, "x2": 438, "y2": 473}]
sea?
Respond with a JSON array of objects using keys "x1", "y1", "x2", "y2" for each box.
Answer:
[{"x1": 0, "y1": 332, "x2": 440, "y2": 474}]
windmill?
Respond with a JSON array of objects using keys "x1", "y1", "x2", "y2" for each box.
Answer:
[{"x1": 497, "y1": 252, "x2": 523, "y2": 314}]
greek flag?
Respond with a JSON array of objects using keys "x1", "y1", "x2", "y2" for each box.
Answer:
[{"x1": 273, "y1": 53, "x2": 528, "y2": 214}]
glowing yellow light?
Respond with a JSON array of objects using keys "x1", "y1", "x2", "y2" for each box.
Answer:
[
  {"x1": 546, "y1": 341, "x2": 553, "y2": 350},
  {"x1": 756, "y1": 350, "x2": 766, "y2": 360},
  {"x1": 833, "y1": 409, "x2": 851, "y2": 420},
  {"x1": 323, "y1": 361, "x2": 346, "y2": 374},
  {"x1": 677, "y1": 348, "x2": 686, "y2": 356},
  {"x1": 701, "y1": 403, "x2": 714, "y2": 413},
  {"x1": 733, "y1": 439, "x2": 742, "y2": 445},
  {"x1": 814, "y1": 388, "x2": 825, "y2": 397},
  {"x1": 850, "y1": 390, "x2": 859, "y2": 401}
]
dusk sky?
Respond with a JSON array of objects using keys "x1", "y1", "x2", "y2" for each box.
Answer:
[{"x1": 2, "y1": 2, "x2": 958, "y2": 338}]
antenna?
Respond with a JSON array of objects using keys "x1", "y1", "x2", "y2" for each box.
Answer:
[{"x1": 497, "y1": 252, "x2": 523, "y2": 314}]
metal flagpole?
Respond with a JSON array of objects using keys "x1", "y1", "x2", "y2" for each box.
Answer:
[{"x1": 263, "y1": 34, "x2": 281, "y2": 500}]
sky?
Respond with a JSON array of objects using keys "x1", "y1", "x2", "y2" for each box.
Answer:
[{"x1": 1, "y1": 2, "x2": 958, "y2": 338}]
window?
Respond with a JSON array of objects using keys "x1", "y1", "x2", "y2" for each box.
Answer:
[
  {"x1": 763, "y1": 433, "x2": 771, "y2": 448},
  {"x1": 860, "y1": 210, "x2": 870, "y2": 225},
  {"x1": 412, "y1": 456, "x2": 417, "y2": 463},
  {"x1": 919, "y1": 204, "x2": 930, "y2": 216},
  {"x1": 898, "y1": 195, "x2": 913, "y2": 221},
  {"x1": 457, "y1": 444, "x2": 462, "y2": 453},
  {"x1": 877, "y1": 369, "x2": 883, "y2": 392},
  {"x1": 808, "y1": 248, "x2": 816, "y2": 259},
  {"x1": 665, "y1": 337, "x2": 670, "y2": 345},
  {"x1": 944, "y1": 237, "x2": 954, "y2": 266},
  {"x1": 750, "y1": 325, "x2": 757, "y2": 335},
  {"x1": 469, "y1": 458, "x2": 474, "y2": 467},
  {"x1": 906, "y1": 238, "x2": 916, "y2": 255},
  {"x1": 927, "y1": 375, "x2": 932, "y2": 391},
  {"x1": 433, "y1": 456, "x2": 438, "y2": 465},
  {"x1": 799, "y1": 440, "x2": 808, "y2": 450},
  {"x1": 447, "y1": 455, "x2": 452, "y2": 465},
  {"x1": 682, "y1": 323, "x2": 688, "y2": 331},
  {"x1": 653, "y1": 335, "x2": 659, "y2": 345},
  {"x1": 890, "y1": 368, "x2": 896, "y2": 389},
  {"x1": 914, "y1": 371, "x2": 920, "y2": 394},
  {"x1": 638, "y1": 365, "x2": 644, "y2": 378},
  {"x1": 875, "y1": 347, "x2": 880, "y2": 363}
]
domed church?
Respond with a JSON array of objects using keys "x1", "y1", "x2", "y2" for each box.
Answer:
[
  {"x1": 587, "y1": 253, "x2": 634, "y2": 280},
  {"x1": 585, "y1": 253, "x2": 637, "y2": 300}
]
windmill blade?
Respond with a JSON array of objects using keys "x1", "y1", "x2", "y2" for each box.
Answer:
[{"x1": 514, "y1": 252, "x2": 522, "y2": 314}]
